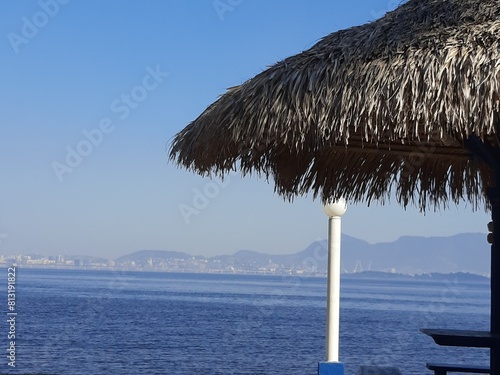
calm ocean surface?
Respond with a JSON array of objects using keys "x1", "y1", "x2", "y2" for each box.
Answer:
[{"x1": 0, "y1": 268, "x2": 490, "y2": 375}]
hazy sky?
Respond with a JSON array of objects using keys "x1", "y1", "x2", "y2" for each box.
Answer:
[{"x1": 0, "y1": 0, "x2": 490, "y2": 259}]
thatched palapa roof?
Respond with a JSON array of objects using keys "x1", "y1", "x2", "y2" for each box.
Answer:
[{"x1": 169, "y1": 0, "x2": 500, "y2": 211}]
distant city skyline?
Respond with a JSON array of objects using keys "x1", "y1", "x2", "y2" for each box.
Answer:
[
  {"x1": 1, "y1": 232, "x2": 490, "y2": 277},
  {"x1": 0, "y1": 1, "x2": 490, "y2": 259}
]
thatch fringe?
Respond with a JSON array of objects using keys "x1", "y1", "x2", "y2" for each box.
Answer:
[{"x1": 169, "y1": 0, "x2": 500, "y2": 211}]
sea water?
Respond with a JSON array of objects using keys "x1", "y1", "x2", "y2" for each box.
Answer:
[{"x1": 0, "y1": 269, "x2": 490, "y2": 374}]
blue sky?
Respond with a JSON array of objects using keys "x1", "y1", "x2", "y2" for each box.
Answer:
[{"x1": 0, "y1": 0, "x2": 490, "y2": 259}]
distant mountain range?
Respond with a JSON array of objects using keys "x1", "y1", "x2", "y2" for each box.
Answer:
[{"x1": 115, "y1": 233, "x2": 490, "y2": 276}]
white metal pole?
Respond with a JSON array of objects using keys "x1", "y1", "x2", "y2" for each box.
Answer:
[
  {"x1": 326, "y1": 215, "x2": 342, "y2": 362},
  {"x1": 323, "y1": 199, "x2": 346, "y2": 363}
]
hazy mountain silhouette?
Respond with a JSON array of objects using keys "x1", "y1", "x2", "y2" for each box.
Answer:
[
  {"x1": 117, "y1": 233, "x2": 489, "y2": 275},
  {"x1": 303, "y1": 233, "x2": 489, "y2": 275}
]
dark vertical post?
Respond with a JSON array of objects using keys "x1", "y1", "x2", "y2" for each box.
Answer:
[
  {"x1": 464, "y1": 135, "x2": 500, "y2": 374},
  {"x1": 488, "y1": 177, "x2": 500, "y2": 375}
]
